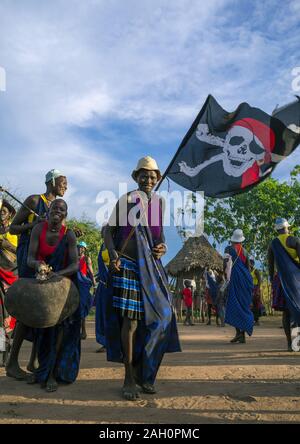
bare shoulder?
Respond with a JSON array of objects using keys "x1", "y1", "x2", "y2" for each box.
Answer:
[
  {"x1": 31, "y1": 221, "x2": 44, "y2": 237},
  {"x1": 24, "y1": 194, "x2": 41, "y2": 209}
]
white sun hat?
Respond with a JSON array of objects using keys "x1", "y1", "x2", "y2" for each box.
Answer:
[
  {"x1": 274, "y1": 218, "x2": 290, "y2": 230},
  {"x1": 231, "y1": 228, "x2": 245, "y2": 243},
  {"x1": 131, "y1": 156, "x2": 162, "y2": 181}
]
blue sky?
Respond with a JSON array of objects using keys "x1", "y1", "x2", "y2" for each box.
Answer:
[{"x1": 0, "y1": 0, "x2": 300, "y2": 264}]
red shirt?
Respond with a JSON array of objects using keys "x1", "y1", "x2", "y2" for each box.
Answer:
[
  {"x1": 182, "y1": 288, "x2": 193, "y2": 308},
  {"x1": 79, "y1": 256, "x2": 88, "y2": 276},
  {"x1": 233, "y1": 243, "x2": 247, "y2": 264},
  {"x1": 37, "y1": 221, "x2": 66, "y2": 261}
]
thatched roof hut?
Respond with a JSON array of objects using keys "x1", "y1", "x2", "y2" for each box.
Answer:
[
  {"x1": 166, "y1": 235, "x2": 223, "y2": 304},
  {"x1": 166, "y1": 235, "x2": 223, "y2": 277}
]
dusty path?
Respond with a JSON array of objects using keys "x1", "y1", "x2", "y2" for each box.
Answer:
[{"x1": 0, "y1": 317, "x2": 299, "y2": 424}]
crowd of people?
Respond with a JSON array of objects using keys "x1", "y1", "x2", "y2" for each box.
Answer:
[
  {"x1": 179, "y1": 222, "x2": 300, "y2": 349},
  {"x1": 0, "y1": 157, "x2": 300, "y2": 402}
]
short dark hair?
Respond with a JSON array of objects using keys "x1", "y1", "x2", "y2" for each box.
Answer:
[{"x1": 49, "y1": 198, "x2": 68, "y2": 211}]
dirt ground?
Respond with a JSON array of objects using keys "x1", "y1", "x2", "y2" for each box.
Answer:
[{"x1": 0, "y1": 316, "x2": 299, "y2": 424}]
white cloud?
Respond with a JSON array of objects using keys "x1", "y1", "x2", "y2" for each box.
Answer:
[{"x1": 0, "y1": 0, "x2": 299, "y2": 225}]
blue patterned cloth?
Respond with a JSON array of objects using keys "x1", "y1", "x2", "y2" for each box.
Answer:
[
  {"x1": 225, "y1": 245, "x2": 254, "y2": 336},
  {"x1": 271, "y1": 238, "x2": 300, "y2": 325},
  {"x1": 77, "y1": 271, "x2": 93, "y2": 319},
  {"x1": 33, "y1": 233, "x2": 81, "y2": 384},
  {"x1": 95, "y1": 244, "x2": 109, "y2": 346},
  {"x1": 104, "y1": 224, "x2": 181, "y2": 386},
  {"x1": 112, "y1": 258, "x2": 144, "y2": 319}
]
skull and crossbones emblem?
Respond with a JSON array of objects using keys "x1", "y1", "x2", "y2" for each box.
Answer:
[{"x1": 179, "y1": 119, "x2": 275, "y2": 179}]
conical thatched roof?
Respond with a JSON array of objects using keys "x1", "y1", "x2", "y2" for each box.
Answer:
[{"x1": 166, "y1": 235, "x2": 223, "y2": 276}]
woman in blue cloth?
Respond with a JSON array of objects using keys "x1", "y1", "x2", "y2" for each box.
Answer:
[
  {"x1": 224, "y1": 229, "x2": 254, "y2": 344},
  {"x1": 27, "y1": 199, "x2": 81, "y2": 392},
  {"x1": 104, "y1": 156, "x2": 181, "y2": 401},
  {"x1": 268, "y1": 218, "x2": 300, "y2": 351}
]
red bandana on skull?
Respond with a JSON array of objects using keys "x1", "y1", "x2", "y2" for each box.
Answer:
[{"x1": 226, "y1": 118, "x2": 276, "y2": 188}]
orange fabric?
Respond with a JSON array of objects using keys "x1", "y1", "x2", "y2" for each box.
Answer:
[{"x1": 233, "y1": 243, "x2": 246, "y2": 264}]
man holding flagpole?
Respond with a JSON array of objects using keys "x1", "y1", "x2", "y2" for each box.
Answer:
[{"x1": 104, "y1": 156, "x2": 181, "y2": 401}]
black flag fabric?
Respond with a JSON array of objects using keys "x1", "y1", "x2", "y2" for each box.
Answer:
[{"x1": 166, "y1": 95, "x2": 300, "y2": 198}]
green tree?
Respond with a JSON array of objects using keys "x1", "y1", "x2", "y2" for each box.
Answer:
[
  {"x1": 67, "y1": 217, "x2": 102, "y2": 270},
  {"x1": 204, "y1": 166, "x2": 300, "y2": 266}
]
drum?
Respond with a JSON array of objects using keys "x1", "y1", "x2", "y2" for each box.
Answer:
[{"x1": 5, "y1": 275, "x2": 79, "y2": 328}]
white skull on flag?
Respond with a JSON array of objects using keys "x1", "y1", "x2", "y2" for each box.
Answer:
[
  {"x1": 179, "y1": 118, "x2": 275, "y2": 184},
  {"x1": 222, "y1": 124, "x2": 266, "y2": 177}
]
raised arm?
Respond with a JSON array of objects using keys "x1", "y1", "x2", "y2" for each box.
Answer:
[{"x1": 9, "y1": 195, "x2": 44, "y2": 235}]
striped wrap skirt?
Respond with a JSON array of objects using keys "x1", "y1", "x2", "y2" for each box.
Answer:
[{"x1": 112, "y1": 257, "x2": 144, "y2": 320}]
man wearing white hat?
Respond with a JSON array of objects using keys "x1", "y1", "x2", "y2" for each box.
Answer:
[
  {"x1": 6, "y1": 170, "x2": 67, "y2": 380},
  {"x1": 268, "y1": 218, "x2": 300, "y2": 351},
  {"x1": 224, "y1": 229, "x2": 254, "y2": 343},
  {"x1": 104, "y1": 156, "x2": 181, "y2": 401}
]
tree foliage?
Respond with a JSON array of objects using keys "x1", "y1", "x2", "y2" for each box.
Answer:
[
  {"x1": 204, "y1": 166, "x2": 300, "y2": 266},
  {"x1": 67, "y1": 217, "x2": 102, "y2": 269}
]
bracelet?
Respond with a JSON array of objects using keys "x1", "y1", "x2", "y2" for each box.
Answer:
[{"x1": 160, "y1": 243, "x2": 168, "y2": 253}]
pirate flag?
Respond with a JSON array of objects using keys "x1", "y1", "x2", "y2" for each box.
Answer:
[{"x1": 166, "y1": 95, "x2": 300, "y2": 198}]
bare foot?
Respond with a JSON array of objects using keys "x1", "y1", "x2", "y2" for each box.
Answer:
[
  {"x1": 45, "y1": 377, "x2": 58, "y2": 392},
  {"x1": 122, "y1": 383, "x2": 140, "y2": 401},
  {"x1": 6, "y1": 363, "x2": 28, "y2": 380}
]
